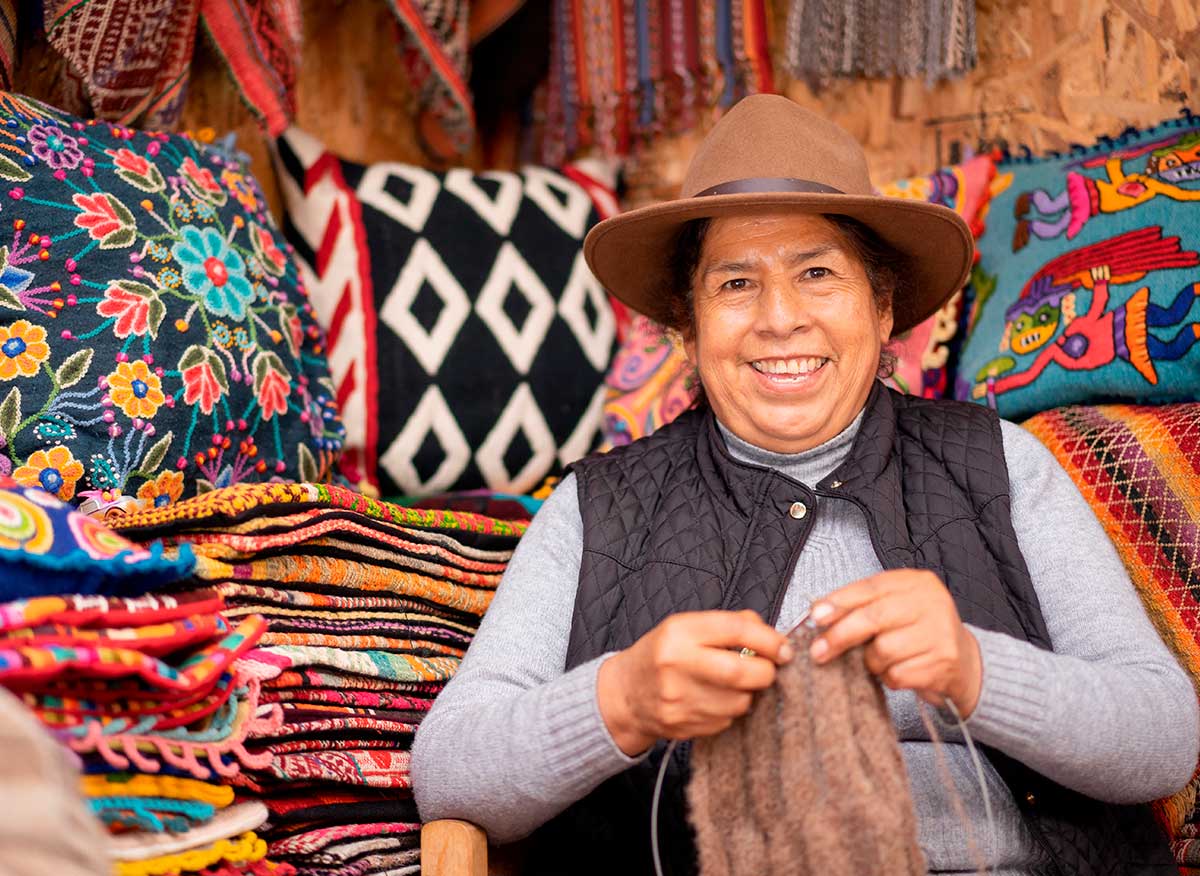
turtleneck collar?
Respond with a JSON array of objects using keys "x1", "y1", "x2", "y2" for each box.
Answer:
[{"x1": 717, "y1": 408, "x2": 866, "y2": 488}]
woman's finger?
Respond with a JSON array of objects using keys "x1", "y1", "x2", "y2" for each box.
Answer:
[
  {"x1": 675, "y1": 610, "x2": 793, "y2": 664},
  {"x1": 687, "y1": 646, "x2": 779, "y2": 691},
  {"x1": 808, "y1": 573, "x2": 896, "y2": 626},
  {"x1": 810, "y1": 596, "x2": 920, "y2": 664},
  {"x1": 863, "y1": 626, "x2": 934, "y2": 677},
  {"x1": 877, "y1": 652, "x2": 943, "y2": 694}
]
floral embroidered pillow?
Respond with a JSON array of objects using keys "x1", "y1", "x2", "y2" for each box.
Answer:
[{"x1": 0, "y1": 92, "x2": 344, "y2": 506}]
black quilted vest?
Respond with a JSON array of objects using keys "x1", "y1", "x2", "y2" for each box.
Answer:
[{"x1": 521, "y1": 382, "x2": 1173, "y2": 876}]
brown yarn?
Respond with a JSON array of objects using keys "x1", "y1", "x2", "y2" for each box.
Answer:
[{"x1": 687, "y1": 627, "x2": 927, "y2": 876}]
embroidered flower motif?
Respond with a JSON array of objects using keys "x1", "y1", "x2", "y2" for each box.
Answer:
[
  {"x1": 0, "y1": 320, "x2": 50, "y2": 379},
  {"x1": 27, "y1": 124, "x2": 83, "y2": 170},
  {"x1": 12, "y1": 446, "x2": 85, "y2": 500},
  {"x1": 195, "y1": 201, "x2": 218, "y2": 223},
  {"x1": 172, "y1": 225, "x2": 255, "y2": 320},
  {"x1": 106, "y1": 147, "x2": 165, "y2": 192},
  {"x1": 249, "y1": 223, "x2": 288, "y2": 277},
  {"x1": 96, "y1": 281, "x2": 166, "y2": 339},
  {"x1": 72, "y1": 192, "x2": 137, "y2": 249},
  {"x1": 107, "y1": 360, "x2": 165, "y2": 419},
  {"x1": 253, "y1": 352, "x2": 290, "y2": 421},
  {"x1": 157, "y1": 267, "x2": 182, "y2": 289},
  {"x1": 221, "y1": 169, "x2": 259, "y2": 212},
  {"x1": 136, "y1": 470, "x2": 184, "y2": 508},
  {"x1": 179, "y1": 157, "x2": 227, "y2": 205},
  {"x1": 178, "y1": 346, "x2": 229, "y2": 416},
  {"x1": 0, "y1": 245, "x2": 34, "y2": 306},
  {"x1": 211, "y1": 322, "x2": 232, "y2": 347}
]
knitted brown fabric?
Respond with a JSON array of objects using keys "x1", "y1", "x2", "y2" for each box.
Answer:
[{"x1": 687, "y1": 628, "x2": 927, "y2": 876}]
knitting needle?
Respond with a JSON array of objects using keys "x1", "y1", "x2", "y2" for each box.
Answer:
[{"x1": 738, "y1": 604, "x2": 816, "y2": 659}]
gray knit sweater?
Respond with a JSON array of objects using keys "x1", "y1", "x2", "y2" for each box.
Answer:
[{"x1": 412, "y1": 413, "x2": 1199, "y2": 874}]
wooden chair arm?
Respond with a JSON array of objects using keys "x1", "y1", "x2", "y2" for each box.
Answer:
[
  {"x1": 421, "y1": 819, "x2": 488, "y2": 876},
  {"x1": 421, "y1": 820, "x2": 526, "y2": 875}
]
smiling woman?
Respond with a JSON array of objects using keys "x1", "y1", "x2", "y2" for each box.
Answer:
[{"x1": 411, "y1": 95, "x2": 1196, "y2": 876}]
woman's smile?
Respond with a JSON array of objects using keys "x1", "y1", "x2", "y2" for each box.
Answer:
[{"x1": 747, "y1": 355, "x2": 830, "y2": 390}]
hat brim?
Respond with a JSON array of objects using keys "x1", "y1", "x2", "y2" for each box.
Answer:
[{"x1": 583, "y1": 192, "x2": 975, "y2": 337}]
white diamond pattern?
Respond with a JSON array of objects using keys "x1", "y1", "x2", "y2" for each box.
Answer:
[
  {"x1": 357, "y1": 162, "x2": 440, "y2": 232},
  {"x1": 558, "y1": 251, "x2": 616, "y2": 371},
  {"x1": 476, "y1": 383, "x2": 557, "y2": 493},
  {"x1": 379, "y1": 238, "x2": 470, "y2": 376},
  {"x1": 475, "y1": 242, "x2": 556, "y2": 374},
  {"x1": 444, "y1": 169, "x2": 523, "y2": 236},
  {"x1": 379, "y1": 385, "x2": 471, "y2": 495},
  {"x1": 523, "y1": 166, "x2": 593, "y2": 238}
]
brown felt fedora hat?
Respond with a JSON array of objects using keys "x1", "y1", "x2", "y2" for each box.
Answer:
[{"x1": 583, "y1": 94, "x2": 974, "y2": 337}]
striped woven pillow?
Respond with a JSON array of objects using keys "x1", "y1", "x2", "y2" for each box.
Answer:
[{"x1": 1023, "y1": 402, "x2": 1200, "y2": 840}]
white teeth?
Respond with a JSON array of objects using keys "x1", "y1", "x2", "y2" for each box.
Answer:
[{"x1": 751, "y1": 357, "x2": 827, "y2": 376}]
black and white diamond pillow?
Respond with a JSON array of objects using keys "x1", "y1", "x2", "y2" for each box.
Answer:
[{"x1": 274, "y1": 127, "x2": 618, "y2": 497}]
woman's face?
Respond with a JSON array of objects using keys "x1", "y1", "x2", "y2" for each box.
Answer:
[{"x1": 683, "y1": 212, "x2": 893, "y2": 454}]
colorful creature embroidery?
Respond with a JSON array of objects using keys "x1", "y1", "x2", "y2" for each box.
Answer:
[
  {"x1": 972, "y1": 227, "x2": 1200, "y2": 403},
  {"x1": 1012, "y1": 129, "x2": 1200, "y2": 251}
]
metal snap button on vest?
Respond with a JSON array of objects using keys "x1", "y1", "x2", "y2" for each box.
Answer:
[
  {"x1": 1025, "y1": 792, "x2": 1036, "y2": 806},
  {"x1": 828, "y1": 480, "x2": 842, "y2": 489},
  {"x1": 788, "y1": 501, "x2": 807, "y2": 519}
]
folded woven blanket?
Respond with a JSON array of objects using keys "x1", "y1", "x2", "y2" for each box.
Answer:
[
  {"x1": 263, "y1": 794, "x2": 418, "y2": 830},
  {"x1": 266, "y1": 668, "x2": 444, "y2": 697},
  {"x1": 107, "y1": 801, "x2": 268, "y2": 862},
  {"x1": 267, "y1": 821, "x2": 420, "y2": 857},
  {"x1": 91, "y1": 794, "x2": 217, "y2": 833},
  {"x1": 0, "y1": 592, "x2": 223, "y2": 632},
  {"x1": 4, "y1": 614, "x2": 227, "y2": 657},
  {"x1": 110, "y1": 483, "x2": 526, "y2": 541},
  {"x1": 258, "y1": 687, "x2": 434, "y2": 712},
  {"x1": 82, "y1": 772, "x2": 235, "y2": 807},
  {"x1": 34, "y1": 671, "x2": 239, "y2": 730},
  {"x1": 240, "y1": 646, "x2": 458, "y2": 684},
  {"x1": 0, "y1": 616, "x2": 265, "y2": 693},
  {"x1": 198, "y1": 860, "x2": 296, "y2": 876},
  {"x1": 239, "y1": 749, "x2": 413, "y2": 790},
  {"x1": 114, "y1": 831, "x2": 267, "y2": 876}
]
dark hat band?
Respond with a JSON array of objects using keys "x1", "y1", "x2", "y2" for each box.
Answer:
[{"x1": 694, "y1": 177, "x2": 844, "y2": 197}]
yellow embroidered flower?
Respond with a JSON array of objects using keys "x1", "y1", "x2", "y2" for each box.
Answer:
[
  {"x1": 107, "y1": 359, "x2": 165, "y2": 419},
  {"x1": 0, "y1": 319, "x2": 50, "y2": 380},
  {"x1": 221, "y1": 169, "x2": 259, "y2": 212},
  {"x1": 137, "y1": 470, "x2": 184, "y2": 509},
  {"x1": 13, "y1": 446, "x2": 85, "y2": 500}
]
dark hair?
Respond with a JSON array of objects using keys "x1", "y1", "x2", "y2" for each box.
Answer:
[{"x1": 662, "y1": 213, "x2": 909, "y2": 402}]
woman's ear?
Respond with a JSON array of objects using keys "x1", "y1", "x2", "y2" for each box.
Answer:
[{"x1": 878, "y1": 301, "x2": 894, "y2": 345}]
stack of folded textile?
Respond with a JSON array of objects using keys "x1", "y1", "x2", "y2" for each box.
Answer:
[
  {"x1": 112, "y1": 482, "x2": 527, "y2": 875},
  {"x1": 0, "y1": 591, "x2": 293, "y2": 876}
]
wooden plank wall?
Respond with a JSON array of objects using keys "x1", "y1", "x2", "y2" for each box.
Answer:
[{"x1": 14, "y1": 0, "x2": 1199, "y2": 218}]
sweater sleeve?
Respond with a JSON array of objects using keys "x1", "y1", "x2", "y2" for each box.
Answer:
[
  {"x1": 961, "y1": 419, "x2": 1199, "y2": 803},
  {"x1": 411, "y1": 473, "x2": 642, "y2": 843}
]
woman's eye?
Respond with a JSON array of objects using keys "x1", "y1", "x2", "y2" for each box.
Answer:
[
  {"x1": 722, "y1": 278, "x2": 751, "y2": 291},
  {"x1": 801, "y1": 267, "x2": 831, "y2": 280}
]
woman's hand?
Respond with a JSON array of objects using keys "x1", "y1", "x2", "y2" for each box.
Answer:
[
  {"x1": 808, "y1": 570, "x2": 983, "y2": 717},
  {"x1": 597, "y1": 610, "x2": 794, "y2": 757}
]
